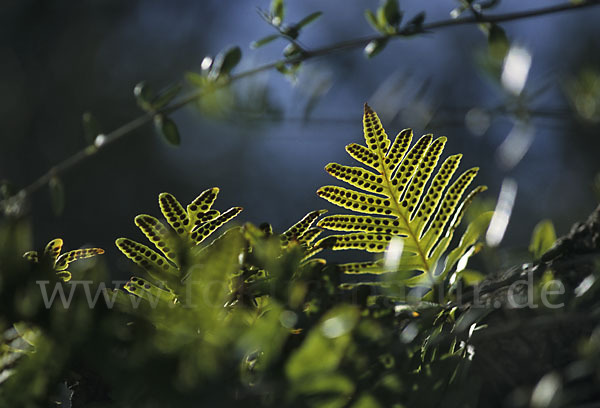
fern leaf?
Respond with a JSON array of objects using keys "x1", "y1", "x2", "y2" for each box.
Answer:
[
  {"x1": 22, "y1": 251, "x2": 39, "y2": 263},
  {"x1": 55, "y1": 248, "x2": 105, "y2": 270},
  {"x1": 117, "y1": 189, "x2": 243, "y2": 293},
  {"x1": 23, "y1": 239, "x2": 104, "y2": 282},
  {"x1": 192, "y1": 209, "x2": 220, "y2": 227},
  {"x1": 187, "y1": 187, "x2": 220, "y2": 226},
  {"x1": 56, "y1": 271, "x2": 72, "y2": 282},
  {"x1": 115, "y1": 238, "x2": 180, "y2": 288},
  {"x1": 124, "y1": 277, "x2": 177, "y2": 304},
  {"x1": 316, "y1": 104, "x2": 486, "y2": 287},
  {"x1": 297, "y1": 228, "x2": 322, "y2": 245},
  {"x1": 44, "y1": 238, "x2": 63, "y2": 264},
  {"x1": 337, "y1": 261, "x2": 415, "y2": 278},
  {"x1": 158, "y1": 192, "x2": 190, "y2": 238},
  {"x1": 134, "y1": 214, "x2": 179, "y2": 264},
  {"x1": 190, "y1": 207, "x2": 243, "y2": 245},
  {"x1": 318, "y1": 215, "x2": 408, "y2": 235},
  {"x1": 281, "y1": 209, "x2": 327, "y2": 246}
]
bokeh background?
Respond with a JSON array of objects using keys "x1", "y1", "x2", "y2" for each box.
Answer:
[{"x1": 1, "y1": 0, "x2": 599, "y2": 277}]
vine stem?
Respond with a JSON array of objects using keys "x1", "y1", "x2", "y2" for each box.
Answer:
[{"x1": 3, "y1": 0, "x2": 599, "y2": 208}]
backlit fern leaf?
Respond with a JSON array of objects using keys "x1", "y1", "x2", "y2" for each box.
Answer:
[
  {"x1": 116, "y1": 188, "x2": 243, "y2": 294},
  {"x1": 315, "y1": 104, "x2": 487, "y2": 288},
  {"x1": 23, "y1": 238, "x2": 104, "y2": 282}
]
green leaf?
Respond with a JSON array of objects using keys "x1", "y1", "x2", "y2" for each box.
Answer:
[
  {"x1": 455, "y1": 268, "x2": 485, "y2": 286},
  {"x1": 286, "y1": 305, "x2": 359, "y2": 380},
  {"x1": 152, "y1": 83, "x2": 182, "y2": 110},
  {"x1": 185, "y1": 71, "x2": 206, "y2": 88},
  {"x1": 364, "y1": 39, "x2": 388, "y2": 58},
  {"x1": 487, "y1": 24, "x2": 509, "y2": 61},
  {"x1": 49, "y1": 176, "x2": 65, "y2": 216},
  {"x1": 270, "y1": 0, "x2": 285, "y2": 24},
  {"x1": 442, "y1": 211, "x2": 493, "y2": 280},
  {"x1": 296, "y1": 11, "x2": 323, "y2": 29},
  {"x1": 383, "y1": 0, "x2": 402, "y2": 27},
  {"x1": 82, "y1": 112, "x2": 101, "y2": 145},
  {"x1": 209, "y1": 46, "x2": 242, "y2": 80},
  {"x1": 55, "y1": 248, "x2": 105, "y2": 271},
  {"x1": 153, "y1": 114, "x2": 180, "y2": 146},
  {"x1": 365, "y1": 10, "x2": 381, "y2": 32},
  {"x1": 124, "y1": 276, "x2": 177, "y2": 304},
  {"x1": 529, "y1": 219, "x2": 557, "y2": 259},
  {"x1": 251, "y1": 34, "x2": 280, "y2": 49},
  {"x1": 407, "y1": 11, "x2": 426, "y2": 29},
  {"x1": 316, "y1": 104, "x2": 487, "y2": 291}
]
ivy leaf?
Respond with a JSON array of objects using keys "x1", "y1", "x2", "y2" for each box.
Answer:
[
  {"x1": 296, "y1": 11, "x2": 323, "y2": 29},
  {"x1": 529, "y1": 220, "x2": 557, "y2": 259},
  {"x1": 209, "y1": 46, "x2": 242, "y2": 80},
  {"x1": 49, "y1": 176, "x2": 65, "y2": 216},
  {"x1": 251, "y1": 34, "x2": 280, "y2": 49},
  {"x1": 154, "y1": 114, "x2": 180, "y2": 146}
]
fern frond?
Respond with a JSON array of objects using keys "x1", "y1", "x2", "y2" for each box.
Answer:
[
  {"x1": 135, "y1": 214, "x2": 180, "y2": 264},
  {"x1": 316, "y1": 104, "x2": 487, "y2": 288},
  {"x1": 44, "y1": 238, "x2": 63, "y2": 264},
  {"x1": 124, "y1": 277, "x2": 177, "y2": 304},
  {"x1": 55, "y1": 248, "x2": 105, "y2": 270},
  {"x1": 281, "y1": 209, "x2": 327, "y2": 246},
  {"x1": 116, "y1": 188, "x2": 243, "y2": 291},
  {"x1": 23, "y1": 239, "x2": 104, "y2": 282}
]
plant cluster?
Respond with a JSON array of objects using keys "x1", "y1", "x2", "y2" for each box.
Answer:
[{"x1": 2, "y1": 106, "x2": 598, "y2": 407}]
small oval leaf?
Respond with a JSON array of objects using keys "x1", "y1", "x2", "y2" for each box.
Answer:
[
  {"x1": 209, "y1": 46, "x2": 242, "y2": 80},
  {"x1": 270, "y1": 0, "x2": 285, "y2": 23},
  {"x1": 296, "y1": 11, "x2": 322, "y2": 29},
  {"x1": 154, "y1": 114, "x2": 181, "y2": 146},
  {"x1": 383, "y1": 0, "x2": 401, "y2": 27},
  {"x1": 251, "y1": 34, "x2": 280, "y2": 49}
]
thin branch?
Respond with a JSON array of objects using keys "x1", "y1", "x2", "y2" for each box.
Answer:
[{"x1": 3, "y1": 0, "x2": 599, "y2": 210}]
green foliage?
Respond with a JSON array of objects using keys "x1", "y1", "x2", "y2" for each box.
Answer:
[
  {"x1": 2, "y1": 92, "x2": 600, "y2": 407},
  {"x1": 365, "y1": 0, "x2": 403, "y2": 35},
  {"x1": 116, "y1": 188, "x2": 243, "y2": 295},
  {"x1": 529, "y1": 219, "x2": 557, "y2": 259},
  {"x1": 153, "y1": 114, "x2": 181, "y2": 146},
  {"x1": 22, "y1": 238, "x2": 104, "y2": 282},
  {"x1": 315, "y1": 104, "x2": 487, "y2": 293}
]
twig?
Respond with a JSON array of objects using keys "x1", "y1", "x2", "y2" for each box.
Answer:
[{"x1": 3, "y1": 0, "x2": 599, "y2": 210}]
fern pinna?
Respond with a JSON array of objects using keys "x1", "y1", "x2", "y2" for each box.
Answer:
[
  {"x1": 315, "y1": 104, "x2": 487, "y2": 290},
  {"x1": 116, "y1": 188, "x2": 242, "y2": 299},
  {"x1": 23, "y1": 238, "x2": 104, "y2": 282}
]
